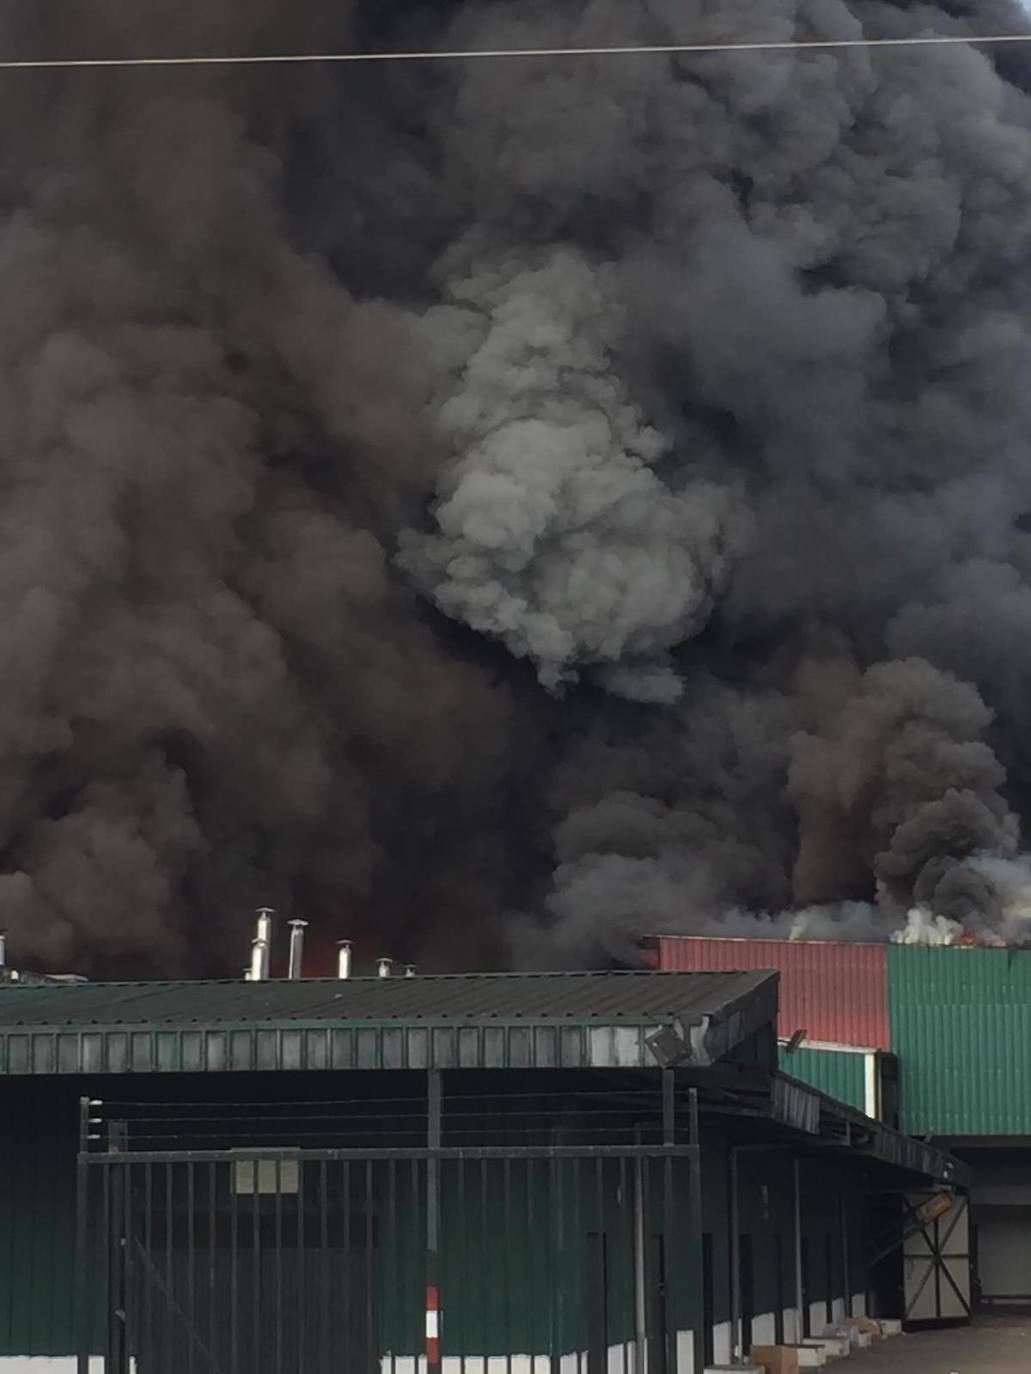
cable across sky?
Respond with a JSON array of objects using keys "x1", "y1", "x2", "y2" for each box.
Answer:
[{"x1": 2, "y1": 30, "x2": 1031, "y2": 70}]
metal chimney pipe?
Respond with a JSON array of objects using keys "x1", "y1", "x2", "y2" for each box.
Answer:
[
  {"x1": 404, "y1": 964, "x2": 417, "y2": 978},
  {"x1": 377, "y1": 957, "x2": 393, "y2": 979},
  {"x1": 0, "y1": 932, "x2": 6, "y2": 969},
  {"x1": 287, "y1": 920, "x2": 308, "y2": 980},
  {"x1": 249, "y1": 938, "x2": 267, "y2": 983},
  {"x1": 255, "y1": 907, "x2": 275, "y2": 980},
  {"x1": 336, "y1": 941, "x2": 352, "y2": 980}
]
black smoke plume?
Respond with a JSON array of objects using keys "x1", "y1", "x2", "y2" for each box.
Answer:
[{"x1": 3, "y1": 0, "x2": 1031, "y2": 973}]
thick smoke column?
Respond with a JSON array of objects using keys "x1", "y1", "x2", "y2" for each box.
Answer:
[{"x1": 4, "y1": 0, "x2": 1031, "y2": 972}]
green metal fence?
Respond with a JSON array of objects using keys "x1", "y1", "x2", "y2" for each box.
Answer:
[{"x1": 76, "y1": 1080, "x2": 704, "y2": 1373}]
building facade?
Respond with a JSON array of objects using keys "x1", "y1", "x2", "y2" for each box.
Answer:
[
  {"x1": 652, "y1": 936, "x2": 1031, "y2": 1315},
  {"x1": 0, "y1": 968, "x2": 961, "y2": 1372}
]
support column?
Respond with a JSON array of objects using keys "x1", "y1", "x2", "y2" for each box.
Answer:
[
  {"x1": 729, "y1": 1149, "x2": 741, "y2": 1361},
  {"x1": 75, "y1": 1097, "x2": 91, "y2": 1374},
  {"x1": 427, "y1": 1069, "x2": 442, "y2": 1374},
  {"x1": 689, "y1": 1090, "x2": 705, "y2": 1374},
  {"x1": 793, "y1": 1158, "x2": 805, "y2": 1344}
]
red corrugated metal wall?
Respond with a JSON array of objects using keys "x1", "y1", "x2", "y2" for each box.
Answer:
[{"x1": 656, "y1": 936, "x2": 890, "y2": 1048}]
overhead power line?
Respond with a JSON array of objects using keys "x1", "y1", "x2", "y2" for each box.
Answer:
[{"x1": 2, "y1": 32, "x2": 1031, "y2": 70}]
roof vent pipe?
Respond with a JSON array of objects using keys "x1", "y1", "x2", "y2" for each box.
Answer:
[
  {"x1": 0, "y1": 932, "x2": 6, "y2": 969},
  {"x1": 287, "y1": 920, "x2": 308, "y2": 980},
  {"x1": 404, "y1": 964, "x2": 417, "y2": 978},
  {"x1": 249, "y1": 938, "x2": 267, "y2": 983},
  {"x1": 337, "y1": 941, "x2": 352, "y2": 980},
  {"x1": 255, "y1": 907, "x2": 274, "y2": 980},
  {"x1": 377, "y1": 957, "x2": 393, "y2": 979}
]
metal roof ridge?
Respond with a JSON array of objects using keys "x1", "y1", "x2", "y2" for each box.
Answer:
[
  {"x1": 643, "y1": 933, "x2": 887, "y2": 949},
  {"x1": 0, "y1": 968, "x2": 746, "y2": 993}
]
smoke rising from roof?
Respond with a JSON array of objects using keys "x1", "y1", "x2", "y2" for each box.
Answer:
[{"x1": 4, "y1": 0, "x2": 1031, "y2": 971}]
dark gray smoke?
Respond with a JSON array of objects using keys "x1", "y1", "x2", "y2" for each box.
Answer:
[{"x1": 4, "y1": 0, "x2": 1031, "y2": 973}]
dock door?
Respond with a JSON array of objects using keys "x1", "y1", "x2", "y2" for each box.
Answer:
[{"x1": 903, "y1": 1191, "x2": 971, "y2": 1324}]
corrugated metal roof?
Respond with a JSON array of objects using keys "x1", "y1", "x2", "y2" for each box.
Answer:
[
  {"x1": 0, "y1": 970, "x2": 765, "y2": 1026},
  {"x1": 888, "y1": 946, "x2": 1031, "y2": 1136},
  {"x1": 0, "y1": 970, "x2": 778, "y2": 1076},
  {"x1": 654, "y1": 936, "x2": 890, "y2": 1048}
]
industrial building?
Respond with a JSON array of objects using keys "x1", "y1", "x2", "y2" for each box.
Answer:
[
  {"x1": 650, "y1": 935, "x2": 1031, "y2": 1320},
  {"x1": 0, "y1": 936, "x2": 962, "y2": 1373}
]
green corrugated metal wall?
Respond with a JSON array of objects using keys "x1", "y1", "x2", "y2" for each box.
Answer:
[
  {"x1": 887, "y1": 946, "x2": 1031, "y2": 1135},
  {"x1": 0, "y1": 1081, "x2": 79, "y2": 1355},
  {"x1": 781, "y1": 1047, "x2": 867, "y2": 1113}
]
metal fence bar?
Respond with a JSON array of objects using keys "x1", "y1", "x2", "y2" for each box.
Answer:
[
  {"x1": 274, "y1": 1158, "x2": 284, "y2": 1374},
  {"x1": 143, "y1": 1161, "x2": 154, "y2": 1374},
  {"x1": 365, "y1": 1158, "x2": 374, "y2": 1374},
  {"x1": 251, "y1": 1159, "x2": 261, "y2": 1374},
  {"x1": 480, "y1": 1157, "x2": 489, "y2": 1371},
  {"x1": 456, "y1": 1151, "x2": 467, "y2": 1374},
  {"x1": 342, "y1": 1158, "x2": 352, "y2": 1373},
  {"x1": 123, "y1": 1159, "x2": 135, "y2": 1374},
  {"x1": 526, "y1": 1152, "x2": 536, "y2": 1372},
  {"x1": 187, "y1": 1159, "x2": 196, "y2": 1374},
  {"x1": 230, "y1": 1160, "x2": 239, "y2": 1374},
  {"x1": 618, "y1": 1154, "x2": 630, "y2": 1374},
  {"x1": 208, "y1": 1161, "x2": 217, "y2": 1374},
  {"x1": 554, "y1": 1151, "x2": 565, "y2": 1370},
  {"x1": 164, "y1": 1161, "x2": 174, "y2": 1374},
  {"x1": 319, "y1": 1157, "x2": 329, "y2": 1374},
  {"x1": 297, "y1": 1155, "x2": 306, "y2": 1374},
  {"x1": 388, "y1": 1156, "x2": 397, "y2": 1374}
]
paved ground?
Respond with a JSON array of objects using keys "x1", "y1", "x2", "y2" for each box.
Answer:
[{"x1": 845, "y1": 1317, "x2": 1029, "y2": 1372}]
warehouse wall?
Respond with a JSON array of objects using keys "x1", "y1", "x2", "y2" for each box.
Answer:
[
  {"x1": 887, "y1": 946, "x2": 1031, "y2": 1135},
  {"x1": 656, "y1": 938, "x2": 890, "y2": 1048},
  {"x1": 0, "y1": 1083, "x2": 80, "y2": 1359},
  {"x1": 700, "y1": 1135, "x2": 871, "y2": 1364}
]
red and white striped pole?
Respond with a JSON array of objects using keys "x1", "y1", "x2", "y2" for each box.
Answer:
[
  {"x1": 425, "y1": 1282, "x2": 441, "y2": 1371},
  {"x1": 427, "y1": 1070, "x2": 442, "y2": 1374}
]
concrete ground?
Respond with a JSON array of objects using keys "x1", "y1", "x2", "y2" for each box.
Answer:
[{"x1": 845, "y1": 1316, "x2": 1029, "y2": 1372}]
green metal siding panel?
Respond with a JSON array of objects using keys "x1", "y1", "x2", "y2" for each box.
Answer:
[
  {"x1": 0, "y1": 1084, "x2": 78, "y2": 1355},
  {"x1": 888, "y1": 946, "x2": 1031, "y2": 1135},
  {"x1": 782, "y1": 1047, "x2": 866, "y2": 1113}
]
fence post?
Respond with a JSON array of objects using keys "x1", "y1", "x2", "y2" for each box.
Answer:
[
  {"x1": 75, "y1": 1097, "x2": 92, "y2": 1374},
  {"x1": 109, "y1": 1121, "x2": 130, "y2": 1374},
  {"x1": 426, "y1": 1069, "x2": 442, "y2": 1374}
]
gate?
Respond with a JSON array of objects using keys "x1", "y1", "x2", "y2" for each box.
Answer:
[
  {"x1": 902, "y1": 1191, "x2": 971, "y2": 1323},
  {"x1": 76, "y1": 1077, "x2": 703, "y2": 1373}
]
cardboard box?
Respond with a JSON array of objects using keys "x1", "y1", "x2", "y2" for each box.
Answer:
[
  {"x1": 751, "y1": 1345, "x2": 801, "y2": 1374},
  {"x1": 844, "y1": 1316, "x2": 882, "y2": 1338}
]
